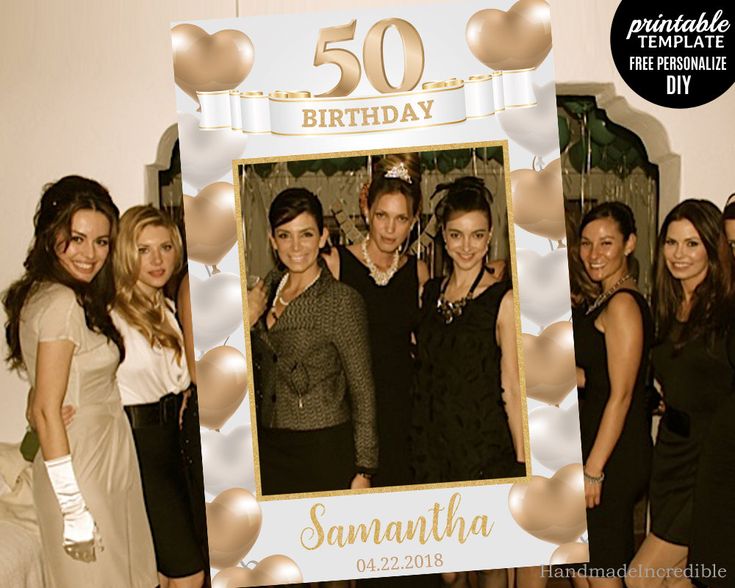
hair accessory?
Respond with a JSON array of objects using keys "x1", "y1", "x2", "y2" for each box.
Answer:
[{"x1": 384, "y1": 162, "x2": 412, "y2": 184}]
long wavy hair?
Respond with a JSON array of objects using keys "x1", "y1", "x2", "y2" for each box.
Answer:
[
  {"x1": 3, "y1": 176, "x2": 124, "y2": 371},
  {"x1": 564, "y1": 201, "x2": 599, "y2": 306},
  {"x1": 113, "y1": 205, "x2": 184, "y2": 363},
  {"x1": 653, "y1": 199, "x2": 735, "y2": 349}
]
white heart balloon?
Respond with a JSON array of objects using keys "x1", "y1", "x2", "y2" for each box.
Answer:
[
  {"x1": 190, "y1": 273, "x2": 244, "y2": 352},
  {"x1": 529, "y1": 405, "x2": 582, "y2": 471},
  {"x1": 515, "y1": 248, "x2": 571, "y2": 327},
  {"x1": 178, "y1": 113, "x2": 247, "y2": 191},
  {"x1": 499, "y1": 81, "x2": 559, "y2": 160},
  {"x1": 201, "y1": 426, "x2": 255, "y2": 496}
]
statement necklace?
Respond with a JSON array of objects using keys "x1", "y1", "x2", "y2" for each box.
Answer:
[
  {"x1": 361, "y1": 237, "x2": 400, "y2": 286},
  {"x1": 436, "y1": 267, "x2": 486, "y2": 324},
  {"x1": 270, "y1": 270, "x2": 321, "y2": 317},
  {"x1": 586, "y1": 273, "x2": 633, "y2": 315}
]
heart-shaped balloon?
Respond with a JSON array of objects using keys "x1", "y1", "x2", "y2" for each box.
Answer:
[
  {"x1": 201, "y1": 426, "x2": 255, "y2": 495},
  {"x1": 515, "y1": 249, "x2": 571, "y2": 327},
  {"x1": 207, "y1": 488, "x2": 262, "y2": 569},
  {"x1": 528, "y1": 405, "x2": 582, "y2": 471},
  {"x1": 184, "y1": 182, "x2": 238, "y2": 266},
  {"x1": 466, "y1": 0, "x2": 551, "y2": 71},
  {"x1": 511, "y1": 158, "x2": 565, "y2": 240},
  {"x1": 549, "y1": 541, "x2": 589, "y2": 565},
  {"x1": 499, "y1": 82, "x2": 559, "y2": 159},
  {"x1": 197, "y1": 346, "x2": 248, "y2": 430},
  {"x1": 508, "y1": 463, "x2": 586, "y2": 545},
  {"x1": 522, "y1": 321, "x2": 576, "y2": 405},
  {"x1": 212, "y1": 555, "x2": 303, "y2": 587},
  {"x1": 190, "y1": 272, "x2": 243, "y2": 352},
  {"x1": 172, "y1": 24, "x2": 254, "y2": 105},
  {"x1": 178, "y1": 113, "x2": 247, "y2": 191}
]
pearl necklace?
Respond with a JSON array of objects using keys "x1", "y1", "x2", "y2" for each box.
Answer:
[
  {"x1": 270, "y1": 270, "x2": 321, "y2": 317},
  {"x1": 586, "y1": 273, "x2": 633, "y2": 315},
  {"x1": 361, "y1": 237, "x2": 400, "y2": 286}
]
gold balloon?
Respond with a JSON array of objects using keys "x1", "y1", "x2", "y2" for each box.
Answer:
[
  {"x1": 252, "y1": 555, "x2": 303, "y2": 585},
  {"x1": 184, "y1": 182, "x2": 238, "y2": 266},
  {"x1": 212, "y1": 566, "x2": 257, "y2": 588},
  {"x1": 508, "y1": 464, "x2": 586, "y2": 545},
  {"x1": 549, "y1": 541, "x2": 589, "y2": 565},
  {"x1": 197, "y1": 345, "x2": 248, "y2": 430},
  {"x1": 466, "y1": 0, "x2": 552, "y2": 71},
  {"x1": 522, "y1": 321, "x2": 576, "y2": 405},
  {"x1": 511, "y1": 158, "x2": 565, "y2": 240},
  {"x1": 207, "y1": 488, "x2": 262, "y2": 569},
  {"x1": 172, "y1": 24, "x2": 254, "y2": 105}
]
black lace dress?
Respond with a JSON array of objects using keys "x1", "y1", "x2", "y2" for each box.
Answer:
[
  {"x1": 338, "y1": 246, "x2": 419, "y2": 487},
  {"x1": 412, "y1": 276, "x2": 520, "y2": 483},
  {"x1": 574, "y1": 289, "x2": 653, "y2": 568}
]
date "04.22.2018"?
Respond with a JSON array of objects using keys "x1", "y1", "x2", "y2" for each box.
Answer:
[{"x1": 356, "y1": 554, "x2": 444, "y2": 573}]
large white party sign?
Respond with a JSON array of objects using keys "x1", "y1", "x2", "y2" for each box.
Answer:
[{"x1": 171, "y1": 1, "x2": 587, "y2": 585}]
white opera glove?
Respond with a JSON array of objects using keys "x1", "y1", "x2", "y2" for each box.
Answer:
[{"x1": 44, "y1": 455, "x2": 99, "y2": 562}]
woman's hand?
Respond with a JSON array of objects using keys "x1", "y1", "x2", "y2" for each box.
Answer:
[
  {"x1": 248, "y1": 281, "x2": 268, "y2": 327},
  {"x1": 179, "y1": 389, "x2": 191, "y2": 430},
  {"x1": 350, "y1": 473, "x2": 372, "y2": 490},
  {"x1": 584, "y1": 468, "x2": 603, "y2": 508}
]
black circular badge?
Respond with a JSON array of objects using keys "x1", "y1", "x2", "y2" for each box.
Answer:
[{"x1": 611, "y1": 0, "x2": 734, "y2": 108}]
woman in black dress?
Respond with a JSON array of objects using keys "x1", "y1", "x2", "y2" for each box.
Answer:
[
  {"x1": 251, "y1": 188, "x2": 378, "y2": 496},
  {"x1": 572, "y1": 202, "x2": 653, "y2": 588},
  {"x1": 412, "y1": 177, "x2": 524, "y2": 484},
  {"x1": 324, "y1": 153, "x2": 429, "y2": 488},
  {"x1": 630, "y1": 200, "x2": 735, "y2": 588}
]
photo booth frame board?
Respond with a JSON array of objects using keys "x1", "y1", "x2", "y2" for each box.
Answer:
[{"x1": 172, "y1": 1, "x2": 587, "y2": 584}]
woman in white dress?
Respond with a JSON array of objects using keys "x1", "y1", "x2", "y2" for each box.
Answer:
[{"x1": 3, "y1": 176, "x2": 157, "y2": 587}]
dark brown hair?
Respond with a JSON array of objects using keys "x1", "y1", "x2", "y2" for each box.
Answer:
[
  {"x1": 4, "y1": 176, "x2": 125, "y2": 371},
  {"x1": 565, "y1": 202, "x2": 599, "y2": 305},
  {"x1": 367, "y1": 153, "x2": 422, "y2": 217},
  {"x1": 433, "y1": 176, "x2": 494, "y2": 229},
  {"x1": 653, "y1": 199, "x2": 735, "y2": 349}
]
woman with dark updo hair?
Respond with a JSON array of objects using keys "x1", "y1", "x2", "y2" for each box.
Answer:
[
  {"x1": 412, "y1": 177, "x2": 524, "y2": 485},
  {"x1": 251, "y1": 188, "x2": 378, "y2": 496},
  {"x1": 324, "y1": 153, "x2": 429, "y2": 489},
  {"x1": 3, "y1": 176, "x2": 157, "y2": 586},
  {"x1": 571, "y1": 201, "x2": 653, "y2": 587}
]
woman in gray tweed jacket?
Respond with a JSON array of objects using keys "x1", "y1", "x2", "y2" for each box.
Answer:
[{"x1": 251, "y1": 188, "x2": 378, "y2": 495}]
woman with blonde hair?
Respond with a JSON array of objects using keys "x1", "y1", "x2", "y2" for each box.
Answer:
[
  {"x1": 3, "y1": 176, "x2": 157, "y2": 586},
  {"x1": 112, "y1": 205, "x2": 205, "y2": 588}
]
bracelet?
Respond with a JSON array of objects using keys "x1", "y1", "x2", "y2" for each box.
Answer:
[{"x1": 583, "y1": 469, "x2": 605, "y2": 484}]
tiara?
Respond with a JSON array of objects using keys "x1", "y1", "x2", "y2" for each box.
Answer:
[{"x1": 384, "y1": 162, "x2": 412, "y2": 184}]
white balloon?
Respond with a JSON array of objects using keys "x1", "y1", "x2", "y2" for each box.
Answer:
[
  {"x1": 190, "y1": 272, "x2": 244, "y2": 352},
  {"x1": 515, "y1": 248, "x2": 571, "y2": 327},
  {"x1": 529, "y1": 405, "x2": 582, "y2": 471},
  {"x1": 200, "y1": 426, "x2": 255, "y2": 496},
  {"x1": 178, "y1": 113, "x2": 247, "y2": 191},
  {"x1": 499, "y1": 81, "x2": 559, "y2": 160}
]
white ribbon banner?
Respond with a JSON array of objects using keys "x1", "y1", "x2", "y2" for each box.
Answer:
[{"x1": 197, "y1": 69, "x2": 537, "y2": 134}]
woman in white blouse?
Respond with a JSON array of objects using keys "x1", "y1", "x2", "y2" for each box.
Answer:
[{"x1": 112, "y1": 205, "x2": 205, "y2": 588}]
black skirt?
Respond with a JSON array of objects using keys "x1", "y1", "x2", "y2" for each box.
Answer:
[
  {"x1": 259, "y1": 421, "x2": 355, "y2": 495},
  {"x1": 125, "y1": 394, "x2": 205, "y2": 578}
]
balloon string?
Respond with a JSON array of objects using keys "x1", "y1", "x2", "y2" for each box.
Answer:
[
  {"x1": 239, "y1": 559, "x2": 258, "y2": 569},
  {"x1": 205, "y1": 265, "x2": 212, "y2": 278}
]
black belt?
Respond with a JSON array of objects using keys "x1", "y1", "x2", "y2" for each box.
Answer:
[{"x1": 124, "y1": 393, "x2": 180, "y2": 428}]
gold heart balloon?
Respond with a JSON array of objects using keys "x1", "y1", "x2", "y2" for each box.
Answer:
[
  {"x1": 549, "y1": 541, "x2": 589, "y2": 565},
  {"x1": 172, "y1": 24, "x2": 254, "y2": 105},
  {"x1": 213, "y1": 555, "x2": 303, "y2": 587},
  {"x1": 466, "y1": 0, "x2": 551, "y2": 71},
  {"x1": 511, "y1": 158, "x2": 565, "y2": 240},
  {"x1": 197, "y1": 346, "x2": 248, "y2": 430},
  {"x1": 522, "y1": 321, "x2": 576, "y2": 405},
  {"x1": 184, "y1": 182, "x2": 238, "y2": 266},
  {"x1": 508, "y1": 463, "x2": 586, "y2": 545},
  {"x1": 207, "y1": 488, "x2": 262, "y2": 569}
]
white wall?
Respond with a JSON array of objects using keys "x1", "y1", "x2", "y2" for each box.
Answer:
[{"x1": 2, "y1": 0, "x2": 734, "y2": 441}]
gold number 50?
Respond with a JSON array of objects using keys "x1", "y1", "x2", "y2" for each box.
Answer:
[{"x1": 314, "y1": 18, "x2": 425, "y2": 97}]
